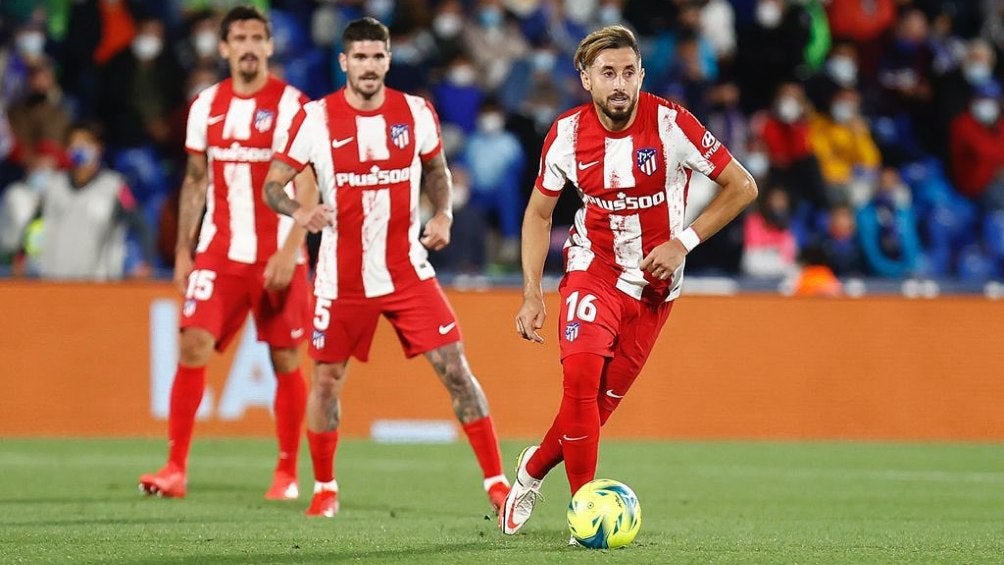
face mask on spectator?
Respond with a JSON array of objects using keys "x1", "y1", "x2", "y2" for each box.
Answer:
[
  {"x1": 531, "y1": 50, "x2": 556, "y2": 73},
  {"x1": 827, "y1": 56, "x2": 857, "y2": 86},
  {"x1": 963, "y1": 62, "x2": 992, "y2": 86},
  {"x1": 477, "y1": 112, "x2": 505, "y2": 134},
  {"x1": 478, "y1": 7, "x2": 503, "y2": 29},
  {"x1": 776, "y1": 96, "x2": 802, "y2": 123},
  {"x1": 132, "y1": 34, "x2": 163, "y2": 62},
  {"x1": 598, "y1": 5, "x2": 621, "y2": 26},
  {"x1": 745, "y1": 152, "x2": 769, "y2": 178},
  {"x1": 532, "y1": 105, "x2": 557, "y2": 128},
  {"x1": 831, "y1": 100, "x2": 857, "y2": 124},
  {"x1": 69, "y1": 145, "x2": 99, "y2": 168},
  {"x1": 972, "y1": 99, "x2": 1000, "y2": 125},
  {"x1": 433, "y1": 13, "x2": 463, "y2": 38},
  {"x1": 756, "y1": 1, "x2": 782, "y2": 29},
  {"x1": 447, "y1": 64, "x2": 477, "y2": 87},
  {"x1": 564, "y1": 0, "x2": 596, "y2": 24},
  {"x1": 365, "y1": 0, "x2": 394, "y2": 20},
  {"x1": 193, "y1": 29, "x2": 218, "y2": 58},
  {"x1": 16, "y1": 31, "x2": 46, "y2": 58}
]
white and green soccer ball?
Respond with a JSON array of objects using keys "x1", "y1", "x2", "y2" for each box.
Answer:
[{"x1": 566, "y1": 478, "x2": 642, "y2": 549}]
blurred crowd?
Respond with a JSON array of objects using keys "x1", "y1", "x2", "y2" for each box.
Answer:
[{"x1": 1, "y1": 0, "x2": 1003, "y2": 284}]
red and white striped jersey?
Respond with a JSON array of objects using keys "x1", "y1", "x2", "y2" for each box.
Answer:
[
  {"x1": 186, "y1": 76, "x2": 307, "y2": 270},
  {"x1": 536, "y1": 92, "x2": 733, "y2": 302},
  {"x1": 276, "y1": 87, "x2": 443, "y2": 299}
]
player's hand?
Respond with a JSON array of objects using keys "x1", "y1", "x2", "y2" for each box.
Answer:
[
  {"x1": 293, "y1": 205, "x2": 334, "y2": 233},
  {"x1": 639, "y1": 239, "x2": 687, "y2": 281},
  {"x1": 515, "y1": 295, "x2": 546, "y2": 343},
  {"x1": 420, "y1": 211, "x2": 452, "y2": 251},
  {"x1": 173, "y1": 251, "x2": 194, "y2": 296},
  {"x1": 263, "y1": 249, "x2": 296, "y2": 291}
]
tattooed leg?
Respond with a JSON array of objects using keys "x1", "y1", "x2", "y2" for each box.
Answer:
[
  {"x1": 425, "y1": 342, "x2": 490, "y2": 424},
  {"x1": 308, "y1": 361, "x2": 349, "y2": 432}
]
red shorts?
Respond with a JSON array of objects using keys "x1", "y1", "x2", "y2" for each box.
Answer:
[
  {"x1": 309, "y1": 278, "x2": 461, "y2": 363},
  {"x1": 557, "y1": 271, "x2": 673, "y2": 364},
  {"x1": 180, "y1": 259, "x2": 311, "y2": 351}
]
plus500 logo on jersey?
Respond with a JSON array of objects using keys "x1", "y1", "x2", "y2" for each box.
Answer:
[
  {"x1": 583, "y1": 191, "x2": 667, "y2": 211},
  {"x1": 335, "y1": 167, "x2": 412, "y2": 187}
]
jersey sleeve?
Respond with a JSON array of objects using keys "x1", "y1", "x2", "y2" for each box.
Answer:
[
  {"x1": 415, "y1": 98, "x2": 443, "y2": 161},
  {"x1": 184, "y1": 90, "x2": 213, "y2": 154},
  {"x1": 533, "y1": 119, "x2": 568, "y2": 197},
  {"x1": 670, "y1": 104, "x2": 733, "y2": 180},
  {"x1": 273, "y1": 103, "x2": 316, "y2": 172}
]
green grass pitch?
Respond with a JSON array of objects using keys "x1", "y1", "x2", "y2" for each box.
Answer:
[{"x1": 2, "y1": 438, "x2": 1003, "y2": 564}]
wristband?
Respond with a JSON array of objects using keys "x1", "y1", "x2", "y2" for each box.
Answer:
[{"x1": 677, "y1": 226, "x2": 701, "y2": 253}]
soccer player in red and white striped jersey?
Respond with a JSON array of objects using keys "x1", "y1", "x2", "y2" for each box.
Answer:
[
  {"x1": 261, "y1": 17, "x2": 509, "y2": 518},
  {"x1": 501, "y1": 26, "x2": 758, "y2": 537},
  {"x1": 140, "y1": 7, "x2": 316, "y2": 501}
]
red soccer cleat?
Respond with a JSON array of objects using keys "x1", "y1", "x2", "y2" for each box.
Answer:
[
  {"x1": 487, "y1": 480, "x2": 510, "y2": 515},
  {"x1": 138, "y1": 463, "x2": 187, "y2": 498},
  {"x1": 264, "y1": 471, "x2": 299, "y2": 501},
  {"x1": 304, "y1": 489, "x2": 339, "y2": 517}
]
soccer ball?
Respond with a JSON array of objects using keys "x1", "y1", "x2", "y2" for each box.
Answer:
[{"x1": 566, "y1": 478, "x2": 642, "y2": 549}]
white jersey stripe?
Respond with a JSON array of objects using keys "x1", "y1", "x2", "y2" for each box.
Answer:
[
  {"x1": 604, "y1": 136, "x2": 636, "y2": 189},
  {"x1": 361, "y1": 188, "x2": 393, "y2": 297},
  {"x1": 222, "y1": 98, "x2": 255, "y2": 141},
  {"x1": 196, "y1": 172, "x2": 216, "y2": 253},
  {"x1": 310, "y1": 100, "x2": 341, "y2": 300},
  {"x1": 224, "y1": 162, "x2": 257, "y2": 262},
  {"x1": 356, "y1": 115, "x2": 390, "y2": 162},
  {"x1": 274, "y1": 86, "x2": 306, "y2": 259}
]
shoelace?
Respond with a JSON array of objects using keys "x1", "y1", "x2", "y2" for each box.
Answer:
[{"x1": 514, "y1": 484, "x2": 544, "y2": 515}]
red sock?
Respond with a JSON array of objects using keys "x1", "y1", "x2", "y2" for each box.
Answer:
[
  {"x1": 307, "y1": 429, "x2": 339, "y2": 483},
  {"x1": 273, "y1": 368, "x2": 306, "y2": 476},
  {"x1": 461, "y1": 416, "x2": 504, "y2": 480},
  {"x1": 167, "y1": 364, "x2": 206, "y2": 472},
  {"x1": 557, "y1": 353, "x2": 604, "y2": 495},
  {"x1": 526, "y1": 413, "x2": 564, "y2": 480}
]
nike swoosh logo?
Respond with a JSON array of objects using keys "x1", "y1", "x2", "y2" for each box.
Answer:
[
  {"x1": 331, "y1": 137, "x2": 354, "y2": 149},
  {"x1": 561, "y1": 434, "x2": 588, "y2": 442},
  {"x1": 290, "y1": 328, "x2": 305, "y2": 339},
  {"x1": 605, "y1": 389, "x2": 624, "y2": 399},
  {"x1": 504, "y1": 503, "x2": 521, "y2": 533},
  {"x1": 577, "y1": 160, "x2": 599, "y2": 170},
  {"x1": 438, "y1": 322, "x2": 457, "y2": 335},
  {"x1": 207, "y1": 115, "x2": 225, "y2": 125}
]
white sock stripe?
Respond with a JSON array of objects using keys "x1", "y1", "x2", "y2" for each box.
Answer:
[
  {"x1": 313, "y1": 479, "x2": 338, "y2": 493},
  {"x1": 483, "y1": 474, "x2": 509, "y2": 491}
]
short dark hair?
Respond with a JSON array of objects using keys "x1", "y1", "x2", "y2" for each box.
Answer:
[
  {"x1": 342, "y1": 17, "x2": 390, "y2": 52},
  {"x1": 220, "y1": 6, "x2": 270, "y2": 41},
  {"x1": 66, "y1": 120, "x2": 105, "y2": 145}
]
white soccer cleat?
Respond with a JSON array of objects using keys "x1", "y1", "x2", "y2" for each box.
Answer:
[{"x1": 499, "y1": 446, "x2": 544, "y2": 535}]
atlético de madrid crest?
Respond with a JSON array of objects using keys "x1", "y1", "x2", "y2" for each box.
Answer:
[
  {"x1": 636, "y1": 148, "x2": 658, "y2": 176},
  {"x1": 254, "y1": 109, "x2": 275, "y2": 132},
  {"x1": 391, "y1": 124, "x2": 410, "y2": 149}
]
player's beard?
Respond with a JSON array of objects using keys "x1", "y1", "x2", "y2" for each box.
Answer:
[
  {"x1": 596, "y1": 91, "x2": 636, "y2": 129},
  {"x1": 236, "y1": 54, "x2": 263, "y2": 84},
  {"x1": 350, "y1": 72, "x2": 383, "y2": 100}
]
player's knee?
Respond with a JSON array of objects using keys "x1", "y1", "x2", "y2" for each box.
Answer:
[
  {"x1": 313, "y1": 362, "x2": 347, "y2": 394},
  {"x1": 178, "y1": 329, "x2": 214, "y2": 366}
]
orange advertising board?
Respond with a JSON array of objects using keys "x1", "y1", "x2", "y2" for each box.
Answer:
[{"x1": 1, "y1": 281, "x2": 1002, "y2": 440}]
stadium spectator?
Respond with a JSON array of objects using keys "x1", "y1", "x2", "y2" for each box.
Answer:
[
  {"x1": 808, "y1": 86, "x2": 881, "y2": 205},
  {"x1": 742, "y1": 183, "x2": 799, "y2": 278},
  {"x1": 2, "y1": 21, "x2": 49, "y2": 104},
  {"x1": 6, "y1": 58, "x2": 71, "y2": 169},
  {"x1": 804, "y1": 41, "x2": 860, "y2": 111},
  {"x1": 817, "y1": 203, "x2": 866, "y2": 277},
  {"x1": 734, "y1": 0, "x2": 812, "y2": 113},
  {"x1": 462, "y1": 0, "x2": 528, "y2": 91},
  {"x1": 463, "y1": 98, "x2": 526, "y2": 265},
  {"x1": 877, "y1": 8, "x2": 936, "y2": 153},
  {"x1": 97, "y1": 16, "x2": 185, "y2": 151},
  {"x1": 757, "y1": 82, "x2": 827, "y2": 209},
  {"x1": 933, "y1": 38, "x2": 997, "y2": 159},
  {"x1": 261, "y1": 17, "x2": 510, "y2": 519},
  {"x1": 949, "y1": 82, "x2": 1004, "y2": 209},
  {"x1": 138, "y1": 7, "x2": 314, "y2": 502},
  {"x1": 824, "y1": 0, "x2": 897, "y2": 83},
  {"x1": 1, "y1": 121, "x2": 152, "y2": 280},
  {"x1": 503, "y1": 25, "x2": 755, "y2": 536},
  {"x1": 858, "y1": 167, "x2": 924, "y2": 278},
  {"x1": 432, "y1": 54, "x2": 483, "y2": 133}
]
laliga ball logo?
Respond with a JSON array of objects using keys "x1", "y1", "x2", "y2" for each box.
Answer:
[{"x1": 567, "y1": 479, "x2": 642, "y2": 549}]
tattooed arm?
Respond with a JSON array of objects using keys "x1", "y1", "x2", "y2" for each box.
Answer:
[
  {"x1": 262, "y1": 159, "x2": 332, "y2": 232},
  {"x1": 173, "y1": 153, "x2": 209, "y2": 294},
  {"x1": 419, "y1": 152, "x2": 453, "y2": 251}
]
